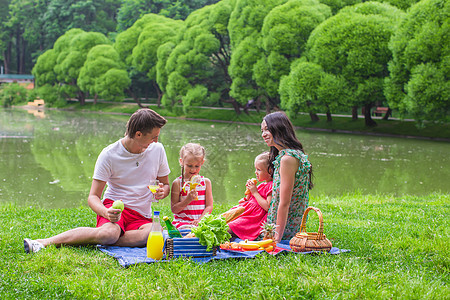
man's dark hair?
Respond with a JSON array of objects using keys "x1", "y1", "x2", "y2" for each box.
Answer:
[{"x1": 126, "y1": 108, "x2": 167, "y2": 138}]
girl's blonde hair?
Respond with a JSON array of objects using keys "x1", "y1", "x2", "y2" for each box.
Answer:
[
  {"x1": 179, "y1": 143, "x2": 206, "y2": 162},
  {"x1": 255, "y1": 151, "x2": 273, "y2": 177},
  {"x1": 179, "y1": 143, "x2": 206, "y2": 185}
]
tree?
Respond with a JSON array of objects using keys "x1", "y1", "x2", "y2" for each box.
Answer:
[
  {"x1": 32, "y1": 48, "x2": 61, "y2": 105},
  {"x1": 115, "y1": 16, "x2": 155, "y2": 105},
  {"x1": 131, "y1": 15, "x2": 183, "y2": 105},
  {"x1": 95, "y1": 68, "x2": 132, "y2": 101},
  {"x1": 78, "y1": 44, "x2": 130, "y2": 102},
  {"x1": 117, "y1": 0, "x2": 167, "y2": 32},
  {"x1": 42, "y1": 0, "x2": 120, "y2": 47},
  {"x1": 0, "y1": 0, "x2": 9, "y2": 52},
  {"x1": 115, "y1": 14, "x2": 183, "y2": 106},
  {"x1": 254, "y1": 0, "x2": 331, "y2": 113},
  {"x1": 279, "y1": 60, "x2": 349, "y2": 122},
  {"x1": 385, "y1": 0, "x2": 449, "y2": 124},
  {"x1": 317, "y1": 0, "x2": 360, "y2": 14},
  {"x1": 33, "y1": 29, "x2": 111, "y2": 105},
  {"x1": 306, "y1": 2, "x2": 403, "y2": 126},
  {"x1": 159, "y1": 0, "x2": 236, "y2": 113},
  {"x1": 1, "y1": 0, "x2": 120, "y2": 75},
  {"x1": 0, "y1": 0, "x2": 50, "y2": 74},
  {"x1": 33, "y1": 49, "x2": 58, "y2": 87},
  {"x1": 32, "y1": 30, "x2": 82, "y2": 106},
  {"x1": 228, "y1": 36, "x2": 262, "y2": 108},
  {"x1": 116, "y1": 0, "x2": 221, "y2": 32},
  {"x1": 159, "y1": 0, "x2": 222, "y2": 20},
  {"x1": 380, "y1": 0, "x2": 421, "y2": 10},
  {"x1": 156, "y1": 41, "x2": 176, "y2": 103},
  {"x1": 228, "y1": 0, "x2": 287, "y2": 111},
  {"x1": 0, "y1": 82, "x2": 29, "y2": 107}
]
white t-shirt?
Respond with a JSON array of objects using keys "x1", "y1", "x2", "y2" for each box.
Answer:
[{"x1": 93, "y1": 138, "x2": 170, "y2": 218}]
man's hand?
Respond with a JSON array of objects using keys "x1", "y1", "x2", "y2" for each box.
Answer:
[
  {"x1": 154, "y1": 183, "x2": 166, "y2": 200},
  {"x1": 106, "y1": 207, "x2": 122, "y2": 223}
]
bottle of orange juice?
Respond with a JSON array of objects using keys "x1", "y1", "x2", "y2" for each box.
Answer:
[{"x1": 147, "y1": 211, "x2": 164, "y2": 260}]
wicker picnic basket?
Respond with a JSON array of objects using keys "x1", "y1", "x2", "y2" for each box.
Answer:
[{"x1": 289, "y1": 206, "x2": 332, "y2": 252}]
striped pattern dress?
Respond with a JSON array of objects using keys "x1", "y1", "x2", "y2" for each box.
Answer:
[{"x1": 173, "y1": 175, "x2": 206, "y2": 229}]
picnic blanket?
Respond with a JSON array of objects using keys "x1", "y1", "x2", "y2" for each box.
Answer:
[{"x1": 98, "y1": 234, "x2": 350, "y2": 268}]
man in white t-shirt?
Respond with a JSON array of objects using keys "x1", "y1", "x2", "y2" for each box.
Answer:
[{"x1": 24, "y1": 109, "x2": 171, "y2": 253}]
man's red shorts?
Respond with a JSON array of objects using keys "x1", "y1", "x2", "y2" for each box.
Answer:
[{"x1": 96, "y1": 199, "x2": 152, "y2": 235}]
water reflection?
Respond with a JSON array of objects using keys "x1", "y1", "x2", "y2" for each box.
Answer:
[
  {"x1": 0, "y1": 108, "x2": 449, "y2": 209},
  {"x1": 26, "y1": 107, "x2": 46, "y2": 119}
]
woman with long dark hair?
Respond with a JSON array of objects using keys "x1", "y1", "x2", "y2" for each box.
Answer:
[{"x1": 261, "y1": 111, "x2": 313, "y2": 241}]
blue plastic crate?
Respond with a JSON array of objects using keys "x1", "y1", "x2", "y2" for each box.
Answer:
[{"x1": 164, "y1": 229, "x2": 216, "y2": 259}]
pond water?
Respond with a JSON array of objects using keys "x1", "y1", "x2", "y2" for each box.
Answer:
[{"x1": 1, "y1": 108, "x2": 449, "y2": 209}]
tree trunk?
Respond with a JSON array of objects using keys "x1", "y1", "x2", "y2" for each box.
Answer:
[
  {"x1": 16, "y1": 29, "x2": 21, "y2": 74},
  {"x1": 127, "y1": 88, "x2": 144, "y2": 108},
  {"x1": 3, "y1": 36, "x2": 12, "y2": 74},
  {"x1": 364, "y1": 103, "x2": 377, "y2": 127},
  {"x1": 266, "y1": 97, "x2": 271, "y2": 115},
  {"x1": 309, "y1": 112, "x2": 320, "y2": 122},
  {"x1": 2, "y1": 50, "x2": 9, "y2": 74},
  {"x1": 326, "y1": 110, "x2": 332, "y2": 122},
  {"x1": 255, "y1": 95, "x2": 262, "y2": 113},
  {"x1": 135, "y1": 97, "x2": 145, "y2": 108},
  {"x1": 352, "y1": 106, "x2": 358, "y2": 120},
  {"x1": 221, "y1": 88, "x2": 241, "y2": 114},
  {"x1": 78, "y1": 91, "x2": 86, "y2": 106},
  {"x1": 94, "y1": 94, "x2": 98, "y2": 105},
  {"x1": 19, "y1": 37, "x2": 26, "y2": 74},
  {"x1": 382, "y1": 108, "x2": 392, "y2": 120},
  {"x1": 229, "y1": 98, "x2": 241, "y2": 115},
  {"x1": 153, "y1": 81, "x2": 162, "y2": 108},
  {"x1": 145, "y1": 84, "x2": 149, "y2": 101}
]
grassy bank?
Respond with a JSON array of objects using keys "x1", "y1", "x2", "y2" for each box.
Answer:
[
  {"x1": 2, "y1": 193, "x2": 448, "y2": 299},
  {"x1": 53, "y1": 101, "x2": 450, "y2": 141}
]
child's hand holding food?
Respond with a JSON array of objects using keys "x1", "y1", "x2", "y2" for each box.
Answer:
[
  {"x1": 187, "y1": 189, "x2": 198, "y2": 202},
  {"x1": 245, "y1": 178, "x2": 258, "y2": 195}
]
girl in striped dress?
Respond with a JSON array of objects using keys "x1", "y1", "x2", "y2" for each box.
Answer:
[{"x1": 171, "y1": 143, "x2": 213, "y2": 229}]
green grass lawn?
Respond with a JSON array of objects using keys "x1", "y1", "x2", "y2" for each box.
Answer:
[
  {"x1": 58, "y1": 101, "x2": 450, "y2": 140},
  {"x1": 1, "y1": 193, "x2": 448, "y2": 299}
]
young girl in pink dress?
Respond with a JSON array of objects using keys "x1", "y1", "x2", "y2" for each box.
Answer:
[
  {"x1": 171, "y1": 143, "x2": 213, "y2": 229},
  {"x1": 227, "y1": 152, "x2": 273, "y2": 240}
]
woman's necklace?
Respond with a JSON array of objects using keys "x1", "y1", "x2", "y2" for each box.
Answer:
[{"x1": 123, "y1": 139, "x2": 144, "y2": 167}]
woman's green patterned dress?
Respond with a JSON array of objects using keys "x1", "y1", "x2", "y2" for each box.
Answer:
[{"x1": 267, "y1": 149, "x2": 311, "y2": 240}]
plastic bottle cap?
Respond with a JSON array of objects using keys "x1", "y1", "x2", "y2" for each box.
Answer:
[
  {"x1": 154, "y1": 211, "x2": 160, "y2": 216},
  {"x1": 163, "y1": 216, "x2": 169, "y2": 221}
]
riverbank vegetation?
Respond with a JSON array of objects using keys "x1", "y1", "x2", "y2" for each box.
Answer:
[
  {"x1": 55, "y1": 101, "x2": 450, "y2": 140},
  {"x1": 1, "y1": 0, "x2": 448, "y2": 127},
  {"x1": 2, "y1": 193, "x2": 448, "y2": 299}
]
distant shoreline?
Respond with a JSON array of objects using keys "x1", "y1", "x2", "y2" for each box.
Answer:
[{"x1": 12, "y1": 104, "x2": 450, "y2": 142}]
